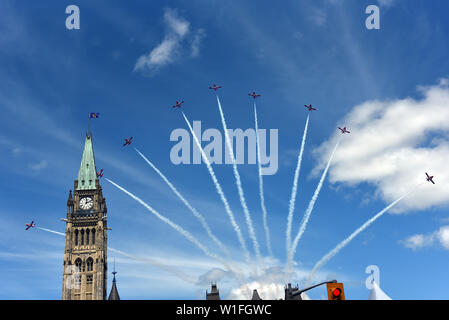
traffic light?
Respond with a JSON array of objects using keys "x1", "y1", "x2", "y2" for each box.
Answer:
[{"x1": 326, "y1": 282, "x2": 345, "y2": 300}]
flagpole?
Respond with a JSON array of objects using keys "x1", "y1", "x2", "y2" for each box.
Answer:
[{"x1": 88, "y1": 112, "x2": 91, "y2": 137}]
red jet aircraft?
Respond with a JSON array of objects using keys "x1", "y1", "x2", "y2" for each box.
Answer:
[
  {"x1": 25, "y1": 221, "x2": 35, "y2": 231},
  {"x1": 209, "y1": 84, "x2": 222, "y2": 91},
  {"x1": 172, "y1": 100, "x2": 184, "y2": 108},
  {"x1": 425, "y1": 172, "x2": 435, "y2": 184},
  {"x1": 96, "y1": 169, "x2": 103, "y2": 178},
  {"x1": 123, "y1": 137, "x2": 133, "y2": 147},
  {"x1": 248, "y1": 91, "x2": 261, "y2": 99},
  {"x1": 305, "y1": 104, "x2": 317, "y2": 111},
  {"x1": 338, "y1": 127, "x2": 350, "y2": 134}
]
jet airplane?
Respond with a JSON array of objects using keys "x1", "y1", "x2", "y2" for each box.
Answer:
[
  {"x1": 173, "y1": 100, "x2": 184, "y2": 108},
  {"x1": 248, "y1": 91, "x2": 261, "y2": 99},
  {"x1": 305, "y1": 104, "x2": 317, "y2": 111},
  {"x1": 426, "y1": 172, "x2": 435, "y2": 184},
  {"x1": 25, "y1": 221, "x2": 35, "y2": 231},
  {"x1": 209, "y1": 84, "x2": 222, "y2": 91},
  {"x1": 123, "y1": 137, "x2": 133, "y2": 147},
  {"x1": 338, "y1": 127, "x2": 350, "y2": 134}
]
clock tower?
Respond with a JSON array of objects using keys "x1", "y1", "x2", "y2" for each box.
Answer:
[{"x1": 62, "y1": 132, "x2": 108, "y2": 300}]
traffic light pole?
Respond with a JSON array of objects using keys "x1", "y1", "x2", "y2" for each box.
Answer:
[{"x1": 292, "y1": 280, "x2": 337, "y2": 299}]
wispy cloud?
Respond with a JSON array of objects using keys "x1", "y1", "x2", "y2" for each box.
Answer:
[
  {"x1": 309, "y1": 8, "x2": 327, "y2": 26},
  {"x1": 377, "y1": 0, "x2": 396, "y2": 7},
  {"x1": 400, "y1": 233, "x2": 435, "y2": 250},
  {"x1": 190, "y1": 28, "x2": 206, "y2": 57},
  {"x1": 28, "y1": 160, "x2": 48, "y2": 172},
  {"x1": 400, "y1": 225, "x2": 449, "y2": 251},
  {"x1": 134, "y1": 8, "x2": 204, "y2": 75},
  {"x1": 313, "y1": 79, "x2": 449, "y2": 213}
]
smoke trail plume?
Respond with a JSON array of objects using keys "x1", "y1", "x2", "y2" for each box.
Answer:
[
  {"x1": 34, "y1": 224, "x2": 198, "y2": 284},
  {"x1": 108, "y1": 247, "x2": 197, "y2": 284},
  {"x1": 306, "y1": 184, "x2": 423, "y2": 285},
  {"x1": 286, "y1": 137, "x2": 342, "y2": 276},
  {"x1": 105, "y1": 178, "x2": 238, "y2": 275},
  {"x1": 216, "y1": 96, "x2": 263, "y2": 266},
  {"x1": 134, "y1": 147, "x2": 234, "y2": 264},
  {"x1": 36, "y1": 227, "x2": 65, "y2": 236},
  {"x1": 181, "y1": 111, "x2": 252, "y2": 269},
  {"x1": 286, "y1": 114, "x2": 310, "y2": 255},
  {"x1": 253, "y1": 102, "x2": 273, "y2": 257}
]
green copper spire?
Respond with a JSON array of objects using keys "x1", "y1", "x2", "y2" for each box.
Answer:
[{"x1": 76, "y1": 133, "x2": 98, "y2": 190}]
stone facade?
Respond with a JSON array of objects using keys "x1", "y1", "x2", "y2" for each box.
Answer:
[{"x1": 62, "y1": 134, "x2": 108, "y2": 300}]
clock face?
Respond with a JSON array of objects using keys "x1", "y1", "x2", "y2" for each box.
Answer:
[{"x1": 79, "y1": 197, "x2": 94, "y2": 210}]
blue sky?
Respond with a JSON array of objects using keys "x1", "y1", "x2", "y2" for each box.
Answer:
[{"x1": 1, "y1": 0, "x2": 449, "y2": 300}]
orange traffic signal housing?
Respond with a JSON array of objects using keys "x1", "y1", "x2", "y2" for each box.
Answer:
[{"x1": 326, "y1": 282, "x2": 345, "y2": 300}]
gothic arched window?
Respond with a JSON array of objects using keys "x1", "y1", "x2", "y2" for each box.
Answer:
[
  {"x1": 86, "y1": 257, "x2": 93, "y2": 272},
  {"x1": 80, "y1": 229, "x2": 84, "y2": 246},
  {"x1": 92, "y1": 228, "x2": 96, "y2": 245},
  {"x1": 75, "y1": 229, "x2": 79, "y2": 246},
  {"x1": 75, "y1": 258, "x2": 82, "y2": 273},
  {"x1": 86, "y1": 229, "x2": 90, "y2": 245}
]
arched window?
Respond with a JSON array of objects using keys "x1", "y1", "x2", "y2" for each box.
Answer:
[
  {"x1": 86, "y1": 257, "x2": 93, "y2": 272},
  {"x1": 75, "y1": 258, "x2": 82, "y2": 273},
  {"x1": 92, "y1": 228, "x2": 96, "y2": 245},
  {"x1": 81, "y1": 229, "x2": 84, "y2": 246},
  {"x1": 75, "y1": 229, "x2": 79, "y2": 246},
  {"x1": 86, "y1": 229, "x2": 90, "y2": 245}
]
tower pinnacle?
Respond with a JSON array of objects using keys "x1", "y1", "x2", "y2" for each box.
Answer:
[
  {"x1": 77, "y1": 133, "x2": 98, "y2": 190},
  {"x1": 108, "y1": 259, "x2": 120, "y2": 300}
]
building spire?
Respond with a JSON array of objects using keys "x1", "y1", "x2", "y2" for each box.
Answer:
[
  {"x1": 112, "y1": 258, "x2": 117, "y2": 283},
  {"x1": 76, "y1": 133, "x2": 98, "y2": 190},
  {"x1": 108, "y1": 258, "x2": 120, "y2": 300}
]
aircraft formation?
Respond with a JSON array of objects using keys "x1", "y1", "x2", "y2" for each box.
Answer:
[
  {"x1": 25, "y1": 83, "x2": 438, "y2": 299},
  {"x1": 115, "y1": 84, "x2": 437, "y2": 193}
]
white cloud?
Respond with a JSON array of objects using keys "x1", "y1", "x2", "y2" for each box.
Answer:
[
  {"x1": 190, "y1": 28, "x2": 206, "y2": 57},
  {"x1": 163, "y1": 8, "x2": 190, "y2": 37},
  {"x1": 29, "y1": 160, "x2": 48, "y2": 172},
  {"x1": 313, "y1": 79, "x2": 449, "y2": 213},
  {"x1": 436, "y1": 226, "x2": 449, "y2": 250},
  {"x1": 401, "y1": 225, "x2": 449, "y2": 251},
  {"x1": 134, "y1": 8, "x2": 204, "y2": 75},
  {"x1": 134, "y1": 37, "x2": 178, "y2": 72},
  {"x1": 377, "y1": 0, "x2": 396, "y2": 7},
  {"x1": 401, "y1": 233, "x2": 435, "y2": 250}
]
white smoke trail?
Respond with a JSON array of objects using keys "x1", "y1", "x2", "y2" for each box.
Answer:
[
  {"x1": 286, "y1": 114, "x2": 310, "y2": 255},
  {"x1": 36, "y1": 227, "x2": 65, "y2": 236},
  {"x1": 253, "y1": 102, "x2": 273, "y2": 257},
  {"x1": 306, "y1": 184, "x2": 423, "y2": 285},
  {"x1": 181, "y1": 111, "x2": 252, "y2": 269},
  {"x1": 105, "y1": 178, "x2": 237, "y2": 275},
  {"x1": 108, "y1": 247, "x2": 197, "y2": 284},
  {"x1": 34, "y1": 224, "x2": 198, "y2": 284},
  {"x1": 215, "y1": 96, "x2": 263, "y2": 267},
  {"x1": 134, "y1": 147, "x2": 234, "y2": 264},
  {"x1": 286, "y1": 137, "x2": 342, "y2": 277}
]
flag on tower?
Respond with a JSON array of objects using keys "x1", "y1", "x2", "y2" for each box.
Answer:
[{"x1": 89, "y1": 112, "x2": 100, "y2": 118}]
